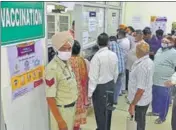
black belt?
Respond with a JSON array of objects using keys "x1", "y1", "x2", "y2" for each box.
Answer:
[{"x1": 57, "y1": 102, "x2": 75, "y2": 108}]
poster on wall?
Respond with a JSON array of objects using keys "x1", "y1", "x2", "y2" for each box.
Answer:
[
  {"x1": 150, "y1": 16, "x2": 167, "y2": 34},
  {"x1": 98, "y1": 11, "x2": 104, "y2": 27},
  {"x1": 112, "y1": 13, "x2": 117, "y2": 26},
  {"x1": 7, "y1": 40, "x2": 44, "y2": 100},
  {"x1": 131, "y1": 16, "x2": 143, "y2": 29},
  {"x1": 82, "y1": 31, "x2": 89, "y2": 45},
  {"x1": 88, "y1": 11, "x2": 97, "y2": 32}
]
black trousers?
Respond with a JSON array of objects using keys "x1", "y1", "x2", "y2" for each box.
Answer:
[
  {"x1": 126, "y1": 69, "x2": 129, "y2": 90},
  {"x1": 92, "y1": 80, "x2": 114, "y2": 130},
  {"x1": 135, "y1": 105, "x2": 149, "y2": 130},
  {"x1": 172, "y1": 98, "x2": 176, "y2": 130}
]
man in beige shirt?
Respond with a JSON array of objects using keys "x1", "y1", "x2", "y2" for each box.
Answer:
[{"x1": 45, "y1": 31, "x2": 78, "y2": 130}]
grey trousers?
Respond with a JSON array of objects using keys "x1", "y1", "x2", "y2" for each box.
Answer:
[
  {"x1": 135, "y1": 105, "x2": 149, "y2": 130},
  {"x1": 172, "y1": 97, "x2": 176, "y2": 130},
  {"x1": 92, "y1": 80, "x2": 115, "y2": 130}
]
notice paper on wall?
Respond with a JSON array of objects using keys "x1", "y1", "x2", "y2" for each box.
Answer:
[
  {"x1": 131, "y1": 16, "x2": 143, "y2": 29},
  {"x1": 7, "y1": 40, "x2": 44, "y2": 100},
  {"x1": 82, "y1": 31, "x2": 89, "y2": 45},
  {"x1": 150, "y1": 16, "x2": 167, "y2": 34},
  {"x1": 98, "y1": 11, "x2": 104, "y2": 27},
  {"x1": 112, "y1": 12, "x2": 117, "y2": 26},
  {"x1": 89, "y1": 18, "x2": 96, "y2": 32},
  {"x1": 88, "y1": 11, "x2": 97, "y2": 32}
]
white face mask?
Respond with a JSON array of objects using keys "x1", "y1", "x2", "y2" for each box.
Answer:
[
  {"x1": 168, "y1": 43, "x2": 174, "y2": 47},
  {"x1": 161, "y1": 43, "x2": 168, "y2": 48},
  {"x1": 57, "y1": 51, "x2": 72, "y2": 61}
]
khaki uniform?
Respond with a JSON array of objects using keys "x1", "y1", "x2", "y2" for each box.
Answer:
[{"x1": 45, "y1": 56, "x2": 78, "y2": 130}]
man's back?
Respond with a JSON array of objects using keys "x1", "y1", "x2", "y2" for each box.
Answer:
[
  {"x1": 118, "y1": 37, "x2": 130, "y2": 62},
  {"x1": 109, "y1": 41, "x2": 125, "y2": 74},
  {"x1": 89, "y1": 47, "x2": 118, "y2": 85}
]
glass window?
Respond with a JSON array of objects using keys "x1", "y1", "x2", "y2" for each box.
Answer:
[{"x1": 82, "y1": 6, "x2": 105, "y2": 45}]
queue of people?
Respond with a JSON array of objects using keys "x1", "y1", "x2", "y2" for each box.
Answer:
[{"x1": 44, "y1": 23, "x2": 176, "y2": 130}]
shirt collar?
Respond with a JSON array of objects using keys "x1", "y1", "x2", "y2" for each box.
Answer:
[
  {"x1": 98, "y1": 47, "x2": 108, "y2": 53},
  {"x1": 53, "y1": 55, "x2": 67, "y2": 68},
  {"x1": 134, "y1": 55, "x2": 149, "y2": 65}
]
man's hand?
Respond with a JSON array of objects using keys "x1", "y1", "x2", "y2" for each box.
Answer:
[
  {"x1": 58, "y1": 120, "x2": 68, "y2": 130},
  {"x1": 164, "y1": 80, "x2": 174, "y2": 87},
  {"x1": 128, "y1": 104, "x2": 135, "y2": 116}
]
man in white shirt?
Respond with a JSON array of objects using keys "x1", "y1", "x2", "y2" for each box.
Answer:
[
  {"x1": 164, "y1": 72, "x2": 176, "y2": 130},
  {"x1": 126, "y1": 26, "x2": 135, "y2": 49},
  {"x1": 126, "y1": 30, "x2": 144, "y2": 93},
  {"x1": 88, "y1": 33, "x2": 119, "y2": 130},
  {"x1": 128, "y1": 41, "x2": 154, "y2": 130},
  {"x1": 117, "y1": 29, "x2": 130, "y2": 93},
  {"x1": 126, "y1": 30, "x2": 144, "y2": 71}
]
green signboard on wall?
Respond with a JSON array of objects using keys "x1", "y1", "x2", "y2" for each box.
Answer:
[{"x1": 1, "y1": 2, "x2": 45, "y2": 46}]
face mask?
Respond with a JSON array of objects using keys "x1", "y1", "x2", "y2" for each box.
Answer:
[
  {"x1": 161, "y1": 43, "x2": 168, "y2": 48},
  {"x1": 57, "y1": 51, "x2": 71, "y2": 61},
  {"x1": 168, "y1": 43, "x2": 174, "y2": 47}
]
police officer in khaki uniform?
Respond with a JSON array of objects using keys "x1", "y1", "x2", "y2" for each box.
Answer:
[{"x1": 45, "y1": 31, "x2": 78, "y2": 130}]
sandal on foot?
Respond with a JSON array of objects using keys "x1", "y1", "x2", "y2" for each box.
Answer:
[{"x1": 155, "y1": 118, "x2": 165, "y2": 124}]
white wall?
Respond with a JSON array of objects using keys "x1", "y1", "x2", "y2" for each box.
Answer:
[
  {"x1": 123, "y1": 2, "x2": 176, "y2": 33},
  {"x1": 1, "y1": 39, "x2": 49, "y2": 130}
]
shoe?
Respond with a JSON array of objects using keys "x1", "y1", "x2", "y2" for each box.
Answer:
[
  {"x1": 122, "y1": 90, "x2": 126, "y2": 94},
  {"x1": 119, "y1": 94, "x2": 122, "y2": 96},
  {"x1": 114, "y1": 102, "x2": 118, "y2": 105},
  {"x1": 155, "y1": 118, "x2": 165, "y2": 124}
]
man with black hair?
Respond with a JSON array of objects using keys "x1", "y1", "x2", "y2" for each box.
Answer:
[
  {"x1": 109, "y1": 36, "x2": 125, "y2": 104},
  {"x1": 143, "y1": 28, "x2": 163, "y2": 60},
  {"x1": 127, "y1": 26, "x2": 135, "y2": 35},
  {"x1": 88, "y1": 33, "x2": 119, "y2": 130},
  {"x1": 126, "y1": 26, "x2": 135, "y2": 49},
  {"x1": 143, "y1": 28, "x2": 152, "y2": 42}
]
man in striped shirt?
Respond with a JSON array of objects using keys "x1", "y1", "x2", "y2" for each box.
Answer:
[
  {"x1": 128, "y1": 41, "x2": 154, "y2": 130},
  {"x1": 109, "y1": 36, "x2": 125, "y2": 104}
]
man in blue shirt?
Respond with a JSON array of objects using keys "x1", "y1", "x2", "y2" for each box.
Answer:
[{"x1": 109, "y1": 36, "x2": 125, "y2": 104}]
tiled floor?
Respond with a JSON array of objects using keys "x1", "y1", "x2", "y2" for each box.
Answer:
[{"x1": 81, "y1": 95, "x2": 172, "y2": 130}]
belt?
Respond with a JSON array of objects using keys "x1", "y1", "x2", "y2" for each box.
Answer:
[{"x1": 57, "y1": 102, "x2": 75, "y2": 108}]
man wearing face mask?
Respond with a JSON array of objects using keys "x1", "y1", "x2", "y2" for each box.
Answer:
[
  {"x1": 126, "y1": 30, "x2": 144, "y2": 92},
  {"x1": 45, "y1": 31, "x2": 78, "y2": 130},
  {"x1": 117, "y1": 29, "x2": 130, "y2": 94},
  {"x1": 126, "y1": 26, "x2": 135, "y2": 49},
  {"x1": 147, "y1": 36, "x2": 176, "y2": 124}
]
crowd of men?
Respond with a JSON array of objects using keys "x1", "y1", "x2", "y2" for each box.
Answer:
[{"x1": 45, "y1": 22, "x2": 176, "y2": 130}]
